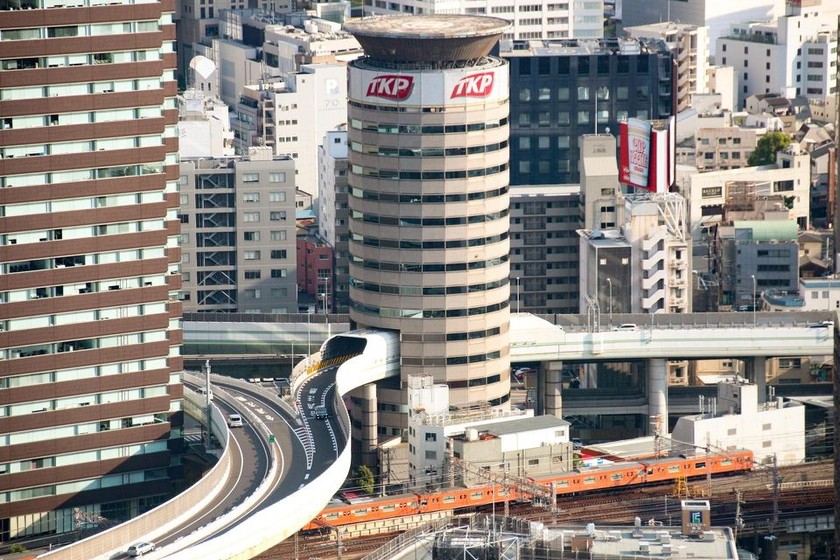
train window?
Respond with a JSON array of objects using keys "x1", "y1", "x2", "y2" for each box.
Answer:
[
  {"x1": 556, "y1": 481, "x2": 569, "y2": 488},
  {"x1": 352, "y1": 508, "x2": 369, "y2": 516},
  {"x1": 695, "y1": 461, "x2": 706, "y2": 469},
  {"x1": 443, "y1": 496, "x2": 455, "y2": 504},
  {"x1": 583, "y1": 476, "x2": 596, "y2": 485},
  {"x1": 668, "y1": 466, "x2": 680, "y2": 473},
  {"x1": 324, "y1": 513, "x2": 339, "y2": 521},
  {"x1": 610, "y1": 473, "x2": 622, "y2": 481},
  {"x1": 721, "y1": 458, "x2": 732, "y2": 466},
  {"x1": 470, "y1": 492, "x2": 483, "y2": 500},
  {"x1": 382, "y1": 505, "x2": 396, "y2": 512},
  {"x1": 499, "y1": 489, "x2": 509, "y2": 496}
]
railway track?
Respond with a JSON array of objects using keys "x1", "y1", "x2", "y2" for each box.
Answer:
[
  {"x1": 255, "y1": 460, "x2": 834, "y2": 559},
  {"x1": 257, "y1": 531, "x2": 402, "y2": 560}
]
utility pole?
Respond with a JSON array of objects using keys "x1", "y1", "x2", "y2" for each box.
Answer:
[
  {"x1": 771, "y1": 454, "x2": 780, "y2": 530},
  {"x1": 503, "y1": 463, "x2": 510, "y2": 517},
  {"x1": 706, "y1": 432, "x2": 712, "y2": 498},
  {"x1": 734, "y1": 489, "x2": 744, "y2": 541}
]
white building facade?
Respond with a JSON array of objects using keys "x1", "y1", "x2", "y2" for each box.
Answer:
[
  {"x1": 672, "y1": 379, "x2": 805, "y2": 466},
  {"x1": 716, "y1": 0, "x2": 838, "y2": 108},
  {"x1": 177, "y1": 89, "x2": 235, "y2": 158},
  {"x1": 619, "y1": 0, "x2": 786, "y2": 60},
  {"x1": 406, "y1": 375, "x2": 535, "y2": 487},
  {"x1": 234, "y1": 64, "x2": 348, "y2": 198},
  {"x1": 680, "y1": 144, "x2": 811, "y2": 238}
]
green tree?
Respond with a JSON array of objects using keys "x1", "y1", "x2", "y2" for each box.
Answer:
[
  {"x1": 748, "y1": 131, "x2": 792, "y2": 166},
  {"x1": 356, "y1": 465, "x2": 375, "y2": 495}
]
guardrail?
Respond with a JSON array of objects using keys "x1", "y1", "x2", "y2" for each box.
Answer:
[
  {"x1": 156, "y1": 378, "x2": 281, "y2": 558},
  {"x1": 40, "y1": 393, "x2": 233, "y2": 560},
  {"x1": 170, "y1": 366, "x2": 353, "y2": 560},
  {"x1": 161, "y1": 340, "x2": 399, "y2": 559}
]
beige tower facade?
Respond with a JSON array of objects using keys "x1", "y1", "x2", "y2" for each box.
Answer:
[{"x1": 345, "y1": 16, "x2": 512, "y2": 409}]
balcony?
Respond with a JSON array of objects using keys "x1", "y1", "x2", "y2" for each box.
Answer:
[
  {"x1": 641, "y1": 267, "x2": 666, "y2": 291},
  {"x1": 642, "y1": 290, "x2": 665, "y2": 311},
  {"x1": 725, "y1": 31, "x2": 777, "y2": 45}
]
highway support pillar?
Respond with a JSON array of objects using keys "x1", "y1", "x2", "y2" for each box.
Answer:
[
  {"x1": 544, "y1": 361, "x2": 564, "y2": 418},
  {"x1": 747, "y1": 357, "x2": 767, "y2": 404},
  {"x1": 352, "y1": 382, "x2": 378, "y2": 468},
  {"x1": 647, "y1": 358, "x2": 668, "y2": 436}
]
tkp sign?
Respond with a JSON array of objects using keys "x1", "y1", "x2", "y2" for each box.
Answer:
[
  {"x1": 450, "y1": 72, "x2": 495, "y2": 98},
  {"x1": 366, "y1": 75, "x2": 414, "y2": 100}
]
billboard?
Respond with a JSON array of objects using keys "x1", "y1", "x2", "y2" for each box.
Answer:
[
  {"x1": 619, "y1": 116, "x2": 675, "y2": 193},
  {"x1": 350, "y1": 65, "x2": 508, "y2": 107}
]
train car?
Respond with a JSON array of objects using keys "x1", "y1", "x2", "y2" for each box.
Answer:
[
  {"x1": 303, "y1": 450, "x2": 754, "y2": 529},
  {"x1": 302, "y1": 491, "x2": 422, "y2": 531},
  {"x1": 529, "y1": 449, "x2": 754, "y2": 495}
]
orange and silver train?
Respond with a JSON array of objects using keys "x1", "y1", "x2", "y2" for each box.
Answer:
[{"x1": 303, "y1": 449, "x2": 754, "y2": 530}]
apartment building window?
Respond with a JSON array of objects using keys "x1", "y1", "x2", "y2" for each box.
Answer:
[
  {"x1": 271, "y1": 269, "x2": 287, "y2": 278},
  {"x1": 270, "y1": 230, "x2": 287, "y2": 241},
  {"x1": 244, "y1": 251, "x2": 261, "y2": 260},
  {"x1": 269, "y1": 172, "x2": 286, "y2": 183},
  {"x1": 242, "y1": 173, "x2": 259, "y2": 183},
  {"x1": 270, "y1": 211, "x2": 286, "y2": 221},
  {"x1": 244, "y1": 289, "x2": 260, "y2": 299},
  {"x1": 242, "y1": 192, "x2": 260, "y2": 202},
  {"x1": 244, "y1": 231, "x2": 260, "y2": 241},
  {"x1": 243, "y1": 212, "x2": 260, "y2": 222},
  {"x1": 244, "y1": 270, "x2": 261, "y2": 279},
  {"x1": 269, "y1": 192, "x2": 286, "y2": 202},
  {"x1": 271, "y1": 250, "x2": 287, "y2": 259}
]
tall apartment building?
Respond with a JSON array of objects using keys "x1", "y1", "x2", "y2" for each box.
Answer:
[
  {"x1": 317, "y1": 128, "x2": 351, "y2": 313},
  {"x1": 509, "y1": 185, "x2": 581, "y2": 314},
  {"x1": 502, "y1": 37, "x2": 674, "y2": 185},
  {"x1": 178, "y1": 149, "x2": 298, "y2": 313},
  {"x1": 0, "y1": 0, "x2": 183, "y2": 542},
  {"x1": 344, "y1": 16, "x2": 512, "y2": 460},
  {"x1": 624, "y1": 22, "x2": 710, "y2": 113},
  {"x1": 360, "y1": 0, "x2": 603, "y2": 41},
  {"x1": 716, "y1": 0, "x2": 839, "y2": 109}
]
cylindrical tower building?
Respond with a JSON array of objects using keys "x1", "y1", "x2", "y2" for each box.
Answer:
[{"x1": 345, "y1": 16, "x2": 512, "y2": 418}]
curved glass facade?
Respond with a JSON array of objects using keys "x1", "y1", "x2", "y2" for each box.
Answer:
[{"x1": 348, "y1": 55, "x2": 511, "y2": 405}]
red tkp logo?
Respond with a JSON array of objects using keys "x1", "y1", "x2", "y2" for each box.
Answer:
[
  {"x1": 451, "y1": 72, "x2": 495, "y2": 98},
  {"x1": 366, "y1": 75, "x2": 414, "y2": 100}
]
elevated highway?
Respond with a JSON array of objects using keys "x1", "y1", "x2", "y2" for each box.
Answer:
[{"x1": 41, "y1": 312, "x2": 832, "y2": 559}]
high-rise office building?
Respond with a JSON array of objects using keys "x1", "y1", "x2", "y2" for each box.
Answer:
[
  {"x1": 344, "y1": 15, "x2": 512, "y2": 461},
  {"x1": 502, "y1": 37, "x2": 674, "y2": 185},
  {"x1": 0, "y1": 0, "x2": 182, "y2": 541}
]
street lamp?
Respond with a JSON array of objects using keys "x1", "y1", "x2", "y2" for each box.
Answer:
[
  {"x1": 751, "y1": 275, "x2": 757, "y2": 326},
  {"x1": 607, "y1": 278, "x2": 613, "y2": 325}
]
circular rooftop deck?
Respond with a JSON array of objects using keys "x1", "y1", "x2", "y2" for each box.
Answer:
[{"x1": 344, "y1": 15, "x2": 510, "y2": 63}]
